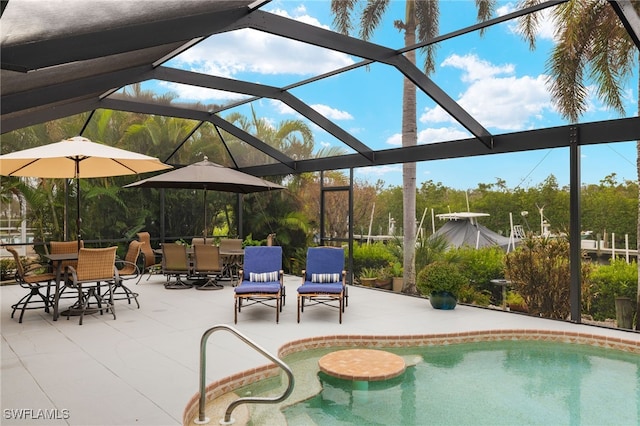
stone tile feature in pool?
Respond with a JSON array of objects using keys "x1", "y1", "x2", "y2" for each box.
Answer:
[
  {"x1": 183, "y1": 329, "x2": 640, "y2": 425},
  {"x1": 318, "y1": 349, "x2": 405, "y2": 381}
]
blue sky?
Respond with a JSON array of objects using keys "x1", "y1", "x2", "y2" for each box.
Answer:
[{"x1": 150, "y1": 0, "x2": 638, "y2": 190}]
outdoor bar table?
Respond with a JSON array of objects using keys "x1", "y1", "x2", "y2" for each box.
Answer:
[{"x1": 45, "y1": 253, "x2": 78, "y2": 321}]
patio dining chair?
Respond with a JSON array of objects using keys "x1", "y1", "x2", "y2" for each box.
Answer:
[
  {"x1": 112, "y1": 240, "x2": 142, "y2": 307},
  {"x1": 7, "y1": 247, "x2": 56, "y2": 323},
  {"x1": 49, "y1": 240, "x2": 84, "y2": 302},
  {"x1": 233, "y1": 246, "x2": 284, "y2": 323},
  {"x1": 191, "y1": 237, "x2": 209, "y2": 246},
  {"x1": 63, "y1": 246, "x2": 118, "y2": 325},
  {"x1": 162, "y1": 243, "x2": 193, "y2": 289},
  {"x1": 191, "y1": 244, "x2": 223, "y2": 290},
  {"x1": 136, "y1": 232, "x2": 162, "y2": 280},
  {"x1": 297, "y1": 246, "x2": 348, "y2": 323}
]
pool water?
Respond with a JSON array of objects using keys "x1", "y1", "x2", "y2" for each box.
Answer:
[{"x1": 244, "y1": 341, "x2": 639, "y2": 425}]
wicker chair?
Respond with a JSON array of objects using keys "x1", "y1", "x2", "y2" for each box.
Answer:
[
  {"x1": 112, "y1": 240, "x2": 142, "y2": 307},
  {"x1": 63, "y1": 247, "x2": 118, "y2": 325},
  {"x1": 136, "y1": 232, "x2": 162, "y2": 280},
  {"x1": 191, "y1": 237, "x2": 208, "y2": 246},
  {"x1": 191, "y1": 244, "x2": 223, "y2": 290},
  {"x1": 49, "y1": 240, "x2": 84, "y2": 302},
  {"x1": 162, "y1": 243, "x2": 192, "y2": 289},
  {"x1": 7, "y1": 247, "x2": 56, "y2": 323}
]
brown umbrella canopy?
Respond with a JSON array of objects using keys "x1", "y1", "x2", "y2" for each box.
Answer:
[
  {"x1": 124, "y1": 158, "x2": 284, "y2": 193},
  {"x1": 124, "y1": 158, "x2": 285, "y2": 236}
]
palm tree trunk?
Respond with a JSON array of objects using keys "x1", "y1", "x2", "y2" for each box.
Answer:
[
  {"x1": 636, "y1": 64, "x2": 640, "y2": 330},
  {"x1": 401, "y1": 6, "x2": 418, "y2": 295}
]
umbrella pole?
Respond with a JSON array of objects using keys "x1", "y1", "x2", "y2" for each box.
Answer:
[
  {"x1": 203, "y1": 189, "x2": 207, "y2": 238},
  {"x1": 76, "y1": 161, "x2": 81, "y2": 250}
]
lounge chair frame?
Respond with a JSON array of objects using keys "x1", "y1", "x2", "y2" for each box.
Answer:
[
  {"x1": 297, "y1": 247, "x2": 348, "y2": 323},
  {"x1": 234, "y1": 246, "x2": 284, "y2": 323}
]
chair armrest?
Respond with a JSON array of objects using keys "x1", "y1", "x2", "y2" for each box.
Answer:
[
  {"x1": 24, "y1": 261, "x2": 53, "y2": 275},
  {"x1": 63, "y1": 265, "x2": 79, "y2": 284},
  {"x1": 115, "y1": 259, "x2": 140, "y2": 279}
]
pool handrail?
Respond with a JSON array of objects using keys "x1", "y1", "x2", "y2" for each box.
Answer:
[{"x1": 194, "y1": 324, "x2": 295, "y2": 425}]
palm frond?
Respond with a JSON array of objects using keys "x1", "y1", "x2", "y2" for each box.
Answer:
[{"x1": 360, "y1": 0, "x2": 389, "y2": 41}]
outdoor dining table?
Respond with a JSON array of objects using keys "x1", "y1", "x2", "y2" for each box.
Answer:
[
  {"x1": 219, "y1": 249, "x2": 244, "y2": 285},
  {"x1": 45, "y1": 252, "x2": 79, "y2": 321}
]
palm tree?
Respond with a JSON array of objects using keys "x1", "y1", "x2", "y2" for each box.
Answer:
[
  {"x1": 518, "y1": 0, "x2": 640, "y2": 328},
  {"x1": 330, "y1": 0, "x2": 495, "y2": 294}
]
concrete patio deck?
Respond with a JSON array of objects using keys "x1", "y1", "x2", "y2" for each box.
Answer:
[{"x1": 2, "y1": 274, "x2": 638, "y2": 425}]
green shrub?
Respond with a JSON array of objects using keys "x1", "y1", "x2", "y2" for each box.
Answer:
[
  {"x1": 350, "y1": 242, "x2": 394, "y2": 278},
  {"x1": 0, "y1": 257, "x2": 16, "y2": 281},
  {"x1": 417, "y1": 261, "x2": 467, "y2": 298},
  {"x1": 444, "y1": 246, "x2": 506, "y2": 305},
  {"x1": 458, "y1": 285, "x2": 492, "y2": 306},
  {"x1": 415, "y1": 235, "x2": 448, "y2": 273},
  {"x1": 587, "y1": 259, "x2": 638, "y2": 321},
  {"x1": 360, "y1": 267, "x2": 379, "y2": 279},
  {"x1": 505, "y1": 236, "x2": 592, "y2": 320}
]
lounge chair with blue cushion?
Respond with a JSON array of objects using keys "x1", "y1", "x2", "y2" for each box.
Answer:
[
  {"x1": 297, "y1": 246, "x2": 347, "y2": 323},
  {"x1": 234, "y1": 246, "x2": 284, "y2": 323}
]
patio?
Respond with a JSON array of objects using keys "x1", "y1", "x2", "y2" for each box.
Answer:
[{"x1": 2, "y1": 274, "x2": 638, "y2": 426}]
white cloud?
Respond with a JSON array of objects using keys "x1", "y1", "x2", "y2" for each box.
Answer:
[
  {"x1": 269, "y1": 7, "x2": 330, "y2": 30},
  {"x1": 421, "y1": 54, "x2": 552, "y2": 131},
  {"x1": 387, "y1": 127, "x2": 471, "y2": 146},
  {"x1": 268, "y1": 100, "x2": 353, "y2": 121},
  {"x1": 177, "y1": 29, "x2": 353, "y2": 78},
  {"x1": 270, "y1": 100, "x2": 297, "y2": 115},
  {"x1": 386, "y1": 133, "x2": 402, "y2": 146},
  {"x1": 166, "y1": 7, "x2": 354, "y2": 102},
  {"x1": 530, "y1": 8, "x2": 557, "y2": 41},
  {"x1": 441, "y1": 54, "x2": 514, "y2": 83},
  {"x1": 357, "y1": 165, "x2": 402, "y2": 177},
  {"x1": 311, "y1": 104, "x2": 354, "y2": 120},
  {"x1": 418, "y1": 127, "x2": 471, "y2": 144},
  {"x1": 496, "y1": 3, "x2": 516, "y2": 17},
  {"x1": 158, "y1": 81, "x2": 249, "y2": 102}
]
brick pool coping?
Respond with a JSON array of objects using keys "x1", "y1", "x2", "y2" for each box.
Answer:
[{"x1": 183, "y1": 329, "x2": 640, "y2": 425}]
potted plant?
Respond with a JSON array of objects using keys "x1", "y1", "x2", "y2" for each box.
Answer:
[
  {"x1": 375, "y1": 266, "x2": 392, "y2": 290},
  {"x1": 417, "y1": 261, "x2": 466, "y2": 310},
  {"x1": 391, "y1": 262, "x2": 403, "y2": 292},
  {"x1": 359, "y1": 267, "x2": 378, "y2": 287}
]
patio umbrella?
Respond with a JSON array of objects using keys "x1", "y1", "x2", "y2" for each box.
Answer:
[
  {"x1": 0, "y1": 136, "x2": 172, "y2": 247},
  {"x1": 124, "y1": 157, "x2": 285, "y2": 236}
]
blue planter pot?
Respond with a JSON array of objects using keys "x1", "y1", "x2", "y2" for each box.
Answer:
[{"x1": 429, "y1": 291, "x2": 457, "y2": 310}]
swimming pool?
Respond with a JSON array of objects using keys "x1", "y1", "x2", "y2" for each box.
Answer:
[
  {"x1": 282, "y1": 341, "x2": 639, "y2": 425},
  {"x1": 183, "y1": 330, "x2": 640, "y2": 425}
]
